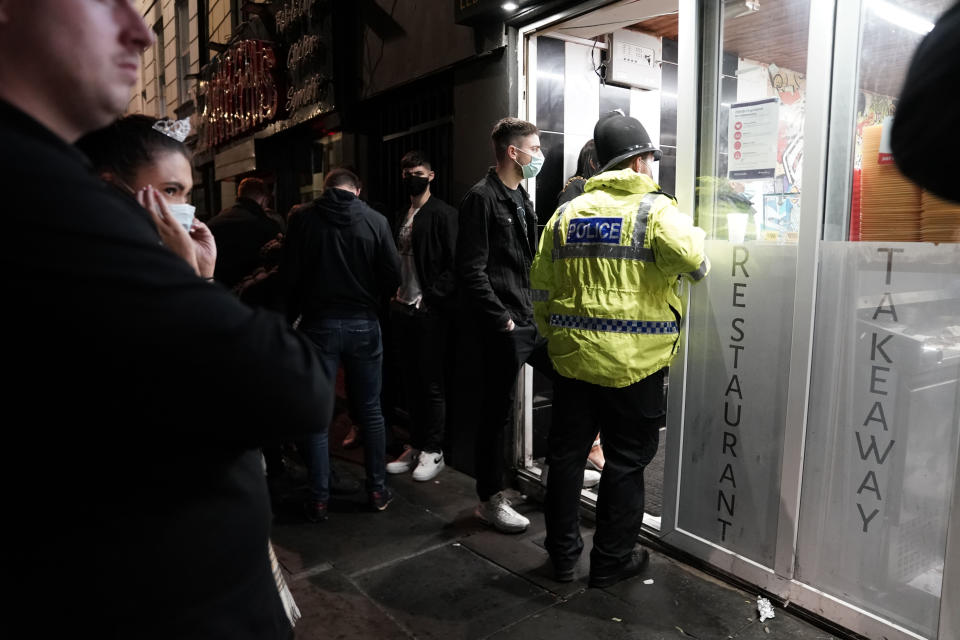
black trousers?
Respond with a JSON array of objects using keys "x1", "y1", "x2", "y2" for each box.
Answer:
[
  {"x1": 544, "y1": 369, "x2": 665, "y2": 573},
  {"x1": 390, "y1": 301, "x2": 448, "y2": 453},
  {"x1": 474, "y1": 323, "x2": 553, "y2": 502}
]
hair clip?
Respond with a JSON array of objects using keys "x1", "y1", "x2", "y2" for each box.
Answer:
[{"x1": 152, "y1": 118, "x2": 191, "y2": 142}]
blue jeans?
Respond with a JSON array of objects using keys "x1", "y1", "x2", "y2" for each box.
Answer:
[{"x1": 300, "y1": 317, "x2": 387, "y2": 502}]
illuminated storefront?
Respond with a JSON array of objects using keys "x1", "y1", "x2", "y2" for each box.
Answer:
[{"x1": 507, "y1": 1, "x2": 960, "y2": 637}]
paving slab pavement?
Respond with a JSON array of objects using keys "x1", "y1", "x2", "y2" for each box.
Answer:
[{"x1": 272, "y1": 458, "x2": 843, "y2": 640}]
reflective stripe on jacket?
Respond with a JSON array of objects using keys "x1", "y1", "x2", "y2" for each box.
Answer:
[{"x1": 530, "y1": 169, "x2": 708, "y2": 388}]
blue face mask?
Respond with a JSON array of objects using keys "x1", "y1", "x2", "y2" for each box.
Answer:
[{"x1": 514, "y1": 147, "x2": 545, "y2": 179}]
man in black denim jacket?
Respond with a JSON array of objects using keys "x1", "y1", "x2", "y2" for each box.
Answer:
[{"x1": 456, "y1": 117, "x2": 549, "y2": 533}]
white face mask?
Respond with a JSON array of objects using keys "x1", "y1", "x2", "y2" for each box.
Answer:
[
  {"x1": 514, "y1": 147, "x2": 545, "y2": 179},
  {"x1": 166, "y1": 203, "x2": 195, "y2": 232}
]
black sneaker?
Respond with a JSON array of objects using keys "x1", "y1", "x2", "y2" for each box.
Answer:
[
  {"x1": 304, "y1": 500, "x2": 328, "y2": 523},
  {"x1": 369, "y1": 487, "x2": 393, "y2": 512},
  {"x1": 589, "y1": 548, "x2": 650, "y2": 588}
]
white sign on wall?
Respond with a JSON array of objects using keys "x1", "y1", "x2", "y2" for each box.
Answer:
[{"x1": 728, "y1": 98, "x2": 779, "y2": 180}]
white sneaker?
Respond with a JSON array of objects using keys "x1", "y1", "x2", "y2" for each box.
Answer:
[
  {"x1": 412, "y1": 450, "x2": 445, "y2": 482},
  {"x1": 386, "y1": 445, "x2": 420, "y2": 474},
  {"x1": 475, "y1": 492, "x2": 530, "y2": 533},
  {"x1": 540, "y1": 464, "x2": 601, "y2": 489}
]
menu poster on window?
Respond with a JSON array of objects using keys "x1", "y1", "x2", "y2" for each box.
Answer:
[{"x1": 728, "y1": 98, "x2": 779, "y2": 180}]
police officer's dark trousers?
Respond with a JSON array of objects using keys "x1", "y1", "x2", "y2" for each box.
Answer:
[{"x1": 544, "y1": 368, "x2": 665, "y2": 574}]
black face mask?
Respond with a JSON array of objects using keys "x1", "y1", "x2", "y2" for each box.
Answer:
[{"x1": 403, "y1": 175, "x2": 430, "y2": 196}]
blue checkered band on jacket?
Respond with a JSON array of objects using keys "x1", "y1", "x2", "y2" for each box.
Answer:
[{"x1": 549, "y1": 314, "x2": 679, "y2": 334}]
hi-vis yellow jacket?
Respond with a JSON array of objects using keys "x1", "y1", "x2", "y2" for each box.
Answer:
[{"x1": 530, "y1": 170, "x2": 708, "y2": 388}]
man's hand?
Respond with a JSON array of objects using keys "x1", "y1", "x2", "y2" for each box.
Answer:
[{"x1": 501, "y1": 318, "x2": 516, "y2": 332}]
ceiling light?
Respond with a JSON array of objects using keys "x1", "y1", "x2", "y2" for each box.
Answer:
[
  {"x1": 502, "y1": 2, "x2": 518, "y2": 11},
  {"x1": 869, "y1": 0, "x2": 934, "y2": 35}
]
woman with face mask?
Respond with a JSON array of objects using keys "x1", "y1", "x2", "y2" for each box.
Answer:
[
  {"x1": 75, "y1": 115, "x2": 301, "y2": 629},
  {"x1": 76, "y1": 115, "x2": 215, "y2": 279}
]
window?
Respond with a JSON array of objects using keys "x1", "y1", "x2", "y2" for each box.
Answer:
[
  {"x1": 843, "y1": 1, "x2": 960, "y2": 243},
  {"x1": 231, "y1": 0, "x2": 242, "y2": 31},
  {"x1": 795, "y1": 2, "x2": 959, "y2": 637},
  {"x1": 176, "y1": 0, "x2": 192, "y2": 104},
  {"x1": 674, "y1": 0, "x2": 813, "y2": 569},
  {"x1": 153, "y1": 19, "x2": 167, "y2": 116}
]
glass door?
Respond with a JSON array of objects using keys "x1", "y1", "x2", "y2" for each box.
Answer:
[
  {"x1": 516, "y1": 0, "x2": 684, "y2": 528},
  {"x1": 661, "y1": 0, "x2": 813, "y2": 574},
  {"x1": 794, "y1": 1, "x2": 960, "y2": 638},
  {"x1": 662, "y1": 1, "x2": 960, "y2": 638}
]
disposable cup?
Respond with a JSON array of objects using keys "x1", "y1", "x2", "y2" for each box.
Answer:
[{"x1": 727, "y1": 212, "x2": 748, "y2": 244}]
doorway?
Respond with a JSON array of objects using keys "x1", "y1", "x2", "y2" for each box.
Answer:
[{"x1": 518, "y1": 0, "x2": 683, "y2": 528}]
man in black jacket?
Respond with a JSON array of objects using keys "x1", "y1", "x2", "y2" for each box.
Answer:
[
  {"x1": 0, "y1": 2, "x2": 329, "y2": 638},
  {"x1": 284, "y1": 168, "x2": 401, "y2": 518},
  {"x1": 456, "y1": 117, "x2": 548, "y2": 533},
  {"x1": 385, "y1": 150, "x2": 458, "y2": 482},
  {"x1": 208, "y1": 177, "x2": 283, "y2": 289}
]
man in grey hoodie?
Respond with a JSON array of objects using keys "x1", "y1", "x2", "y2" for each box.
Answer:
[{"x1": 284, "y1": 168, "x2": 401, "y2": 519}]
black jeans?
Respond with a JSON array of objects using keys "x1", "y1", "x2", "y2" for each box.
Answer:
[
  {"x1": 474, "y1": 322, "x2": 552, "y2": 501},
  {"x1": 544, "y1": 369, "x2": 665, "y2": 573},
  {"x1": 390, "y1": 301, "x2": 448, "y2": 453}
]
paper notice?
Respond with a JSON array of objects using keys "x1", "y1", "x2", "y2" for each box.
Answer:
[{"x1": 728, "y1": 98, "x2": 779, "y2": 180}]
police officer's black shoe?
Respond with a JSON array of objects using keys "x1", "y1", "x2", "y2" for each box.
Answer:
[
  {"x1": 588, "y1": 548, "x2": 650, "y2": 588},
  {"x1": 544, "y1": 556, "x2": 575, "y2": 582},
  {"x1": 554, "y1": 564, "x2": 575, "y2": 582}
]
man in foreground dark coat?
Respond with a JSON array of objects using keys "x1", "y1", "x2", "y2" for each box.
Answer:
[{"x1": 0, "y1": 2, "x2": 330, "y2": 637}]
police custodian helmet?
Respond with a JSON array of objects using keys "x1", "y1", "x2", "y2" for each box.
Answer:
[{"x1": 594, "y1": 110, "x2": 662, "y2": 173}]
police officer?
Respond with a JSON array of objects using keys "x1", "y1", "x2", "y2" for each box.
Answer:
[{"x1": 531, "y1": 112, "x2": 709, "y2": 587}]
